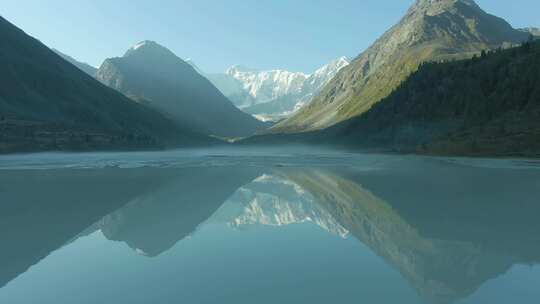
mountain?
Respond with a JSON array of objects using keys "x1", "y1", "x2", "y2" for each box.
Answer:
[
  {"x1": 270, "y1": 0, "x2": 529, "y2": 133},
  {"x1": 0, "y1": 17, "x2": 212, "y2": 153},
  {"x1": 245, "y1": 39, "x2": 540, "y2": 157},
  {"x1": 202, "y1": 57, "x2": 350, "y2": 121},
  {"x1": 96, "y1": 41, "x2": 266, "y2": 138},
  {"x1": 520, "y1": 27, "x2": 540, "y2": 37},
  {"x1": 52, "y1": 49, "x2": 98, "y2": 77},
  {"x1": 327, "y1": 38, "x2": 540, "y2": 156}
]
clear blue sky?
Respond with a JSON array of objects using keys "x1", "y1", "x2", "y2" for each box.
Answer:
[{"x1": 1, "y1": 0, "x2": 538, "y2": 73}]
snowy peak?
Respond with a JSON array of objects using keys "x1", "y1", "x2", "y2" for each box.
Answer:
[
  {"x1": 223, "y1": 57, "x2": 349, "y2": 105},
  {"x1": 189, "y1": 57, "x2": 349, "y2": 121},
  {"x1": 226, "y1": 65, "x2": 259, "y2": 74},
  {"x1": 131, "y1": 40, "x2": 154, "y2": 50},
  {"x1": 185, "y1": 58, "x2": 203, "y2": 74},
  {"x1": 123, "y1": 40, "x2": 176, "y2": 59},
  {"x1": 306, "y1": 57, "x2": 350, "y2": 89},
  {"x1": 316, "y1": 56, "x2": 351, "y2": 73},
  {"x1": 225, "y1": 67, "x2": 308, "y2": 102}
]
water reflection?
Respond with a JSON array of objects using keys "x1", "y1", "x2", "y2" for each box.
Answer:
[
  {"x1": 98, "y1": 167, "x2": 261, "y2": 257},
  {"x1": 1, "y1": 158, "x2": 539, "y2": 304}
]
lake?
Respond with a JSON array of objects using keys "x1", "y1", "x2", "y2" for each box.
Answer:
[{"x1": 1, "y1": 149, "x2": 539, "y2": 304}]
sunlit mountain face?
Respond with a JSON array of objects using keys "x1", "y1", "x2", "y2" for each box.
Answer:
[{"x1": 1, "y1": 154, "x2": 539, "y2": 304}]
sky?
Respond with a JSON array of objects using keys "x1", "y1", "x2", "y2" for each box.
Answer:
[{"x1": 1, "y1": 0, "x2": 539, "y2": 73}]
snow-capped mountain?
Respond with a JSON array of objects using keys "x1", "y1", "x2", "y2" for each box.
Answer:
[
  {"x1": 225, "y1": 66, "x2": 308, "y2": 106},
  {"x1": 194, "y1": 57, "x2": 350, "y2": 122}
]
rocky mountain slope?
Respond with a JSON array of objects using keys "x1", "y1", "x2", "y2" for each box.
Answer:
[
  {"x1": 0, "y1": 17, "x2": 212, "y2": 153},
  {"x1": 327, "y1": 38, "x2": 540, "y2": 156},
  {"x1": 200, "y1": 57, "x2": 350, "y2": 121},
  {"x1": 270, "y1": 0, "x2": 529, "y2": 133},
  {"x1": 246, "y1": 39, "x2": 540, "y2": 157},
  {"x1": 96, "y1": 41, "x2": 266, "y2": 138}
]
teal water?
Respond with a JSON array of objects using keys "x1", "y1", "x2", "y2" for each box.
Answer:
[{"x1": 0, "y1": 151, "x2": 539, "y2": 304}]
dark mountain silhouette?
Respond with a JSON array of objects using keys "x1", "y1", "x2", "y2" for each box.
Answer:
[
  {"x1": 0, "y1": 17, "x2": 215, "y2": 153},
  {"x1": 52, "y1": 49, "x2": 98, "y2": 77}
]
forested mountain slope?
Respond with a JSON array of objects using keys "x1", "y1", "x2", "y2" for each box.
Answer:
[
  {"x1": 271, "y1": 0, "x2": 529, "y2": 133},
  {"x1": 330, "y1": 38, "x2": 540, "y2": 156}
]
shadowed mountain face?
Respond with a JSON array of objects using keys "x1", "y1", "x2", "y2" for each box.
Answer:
[
  {"x1": 0, "y1": 17, "x2": 212, "y2": 153},
  {"x1": 96, "y1": 41, "x2": 266, "y2": 138},
  {"x1": 52, "y1": 49, "x2": 98, "y2": 77},
  {"x1": 271, "y1": 0, "x2": 529, "y2": 133}
]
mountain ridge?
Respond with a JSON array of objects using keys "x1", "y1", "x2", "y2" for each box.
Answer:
[
  {"x1": 96, "y1": 41, "x2": 266, "y2": 138},
  {"x1": 52, "y1": 49, "x2": 98, "y2": 77},
  {"x1": 199, "y1": 57, "x2": 350, "y2": 121},
  {"x1": 270, "y1": 0, "x2": 529, "y2": 133},
  {"x1": 0, "y1": 17, "x2": 214, "y2": 153}
]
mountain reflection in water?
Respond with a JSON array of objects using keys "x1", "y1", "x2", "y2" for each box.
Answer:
[{"x1": 1, "y1": 156, "x2": 539, "y2": 304}]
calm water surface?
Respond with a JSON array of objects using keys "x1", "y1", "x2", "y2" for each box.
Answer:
[{"x1": 0, "y1": 149, "x2": 539, "y2": 304}]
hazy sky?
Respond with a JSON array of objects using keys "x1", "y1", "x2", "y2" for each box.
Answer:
[{"x1": 1, "y1": 0, "x2": 538, "y2": 73}]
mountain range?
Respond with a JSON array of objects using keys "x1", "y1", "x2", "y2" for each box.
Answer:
[
  {"x1": 333, "y1": 39, "x2": 540, "y2": 156},
  {"x1": 270, "y1": 0, "x2": 530, "y2": 133},
  {"x1": 246, "y1": 38, "x2": 540, "y2": 157},
  {"x1": 1, "y1": 0, "x2": 539, "y2": 157},
  {"x1": 96, "y1": 41, "x2": 266, "y2": 138},
  {"x1": 193, "y1": 57, "x2": 350, "y2": 121},
  {"x1": 0, "y1": 16, "x2": 215, "y2": 153}
]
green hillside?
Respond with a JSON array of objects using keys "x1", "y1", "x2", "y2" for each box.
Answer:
[
  {"x1": 271, "y1": 0, "x2": 528, "y2": 133},
  {"x1": 332, "y1": 38, "x2": 540, "y2": 156}
]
